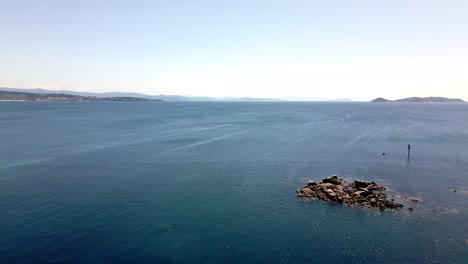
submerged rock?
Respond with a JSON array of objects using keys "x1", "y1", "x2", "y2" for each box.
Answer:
[{"x1": 296, "y1": 176, "x2": 403, "y2": 211}]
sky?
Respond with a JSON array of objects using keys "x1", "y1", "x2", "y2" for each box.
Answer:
[{"x1": 1, "y1": 0, "x2": 468, "y2": 101}]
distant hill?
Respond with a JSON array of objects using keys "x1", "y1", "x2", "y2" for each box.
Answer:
[
  {"x1": 0, "y1": 90, "x2": 161, "y2": 102},
  {"x1": 0, "y1": 88, "x2": 351, "y2": 102},
  {"x1": 0, "y1": 88, "x2": 167, "y2": 100},
  {"x1": 371, "y1": 97, "x2": 465, "y2": 103},
  {"x1": 371, "y1": 97, "x2": 391, "y2": 102},
  {"x1": 0, "y1": 88, "x2": 275, "y2": 101}
]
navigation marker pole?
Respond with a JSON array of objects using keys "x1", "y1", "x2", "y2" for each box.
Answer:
[{"x1": 407, "y1": 144, "x2": 411, "y2": 159}]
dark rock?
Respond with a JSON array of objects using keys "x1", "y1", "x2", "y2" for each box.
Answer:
[
  {"x1": 408, "y1": 207, "x2": 414, "y2": 212},
  {"x1": 307, "y1": 180, "x2": 317, "y2": 186},
  {"x1": 410, "y1": 199, "x2": 419, "y2": 203},
  {"x1": 354, "y1": 180, "x2": 368, "y2": 188},
  {"x1": 384, "y1": 201, "x2": 404, "y2": 209},
  {"x1": 322, "y1": 176, "x2": 344, "y2": 185}
]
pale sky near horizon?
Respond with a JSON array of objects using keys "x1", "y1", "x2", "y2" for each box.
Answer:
[{"x1": 1, "y1": 0, "x2": 468, "y2": 101}]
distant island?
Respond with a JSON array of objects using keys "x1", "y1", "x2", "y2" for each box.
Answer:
[
  {"x1": 371, "y1": 97, "x2": 465, "y2": 103},
  {"x1": 296, "y1": 176, "x2": 405, "y2": 211},
  {"x1": 0, "y1": 91, "x2": 161, "y2": 102}
]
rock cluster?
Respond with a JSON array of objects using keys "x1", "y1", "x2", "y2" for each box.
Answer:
[{"x1": 296, "y1": 176, "x2": 404, "y2": 210}]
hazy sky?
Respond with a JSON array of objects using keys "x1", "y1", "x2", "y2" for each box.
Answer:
[{"x1": 1, "y1": 0, "x2": 467, "y2": 100}]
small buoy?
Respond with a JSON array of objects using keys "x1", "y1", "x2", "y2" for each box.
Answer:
[
  {"x1": 382, "y1": 152, "x2": 386, "y2": 155},
  {"x1": 454, "y1": 190, "x2": 457, "y2": 192}
]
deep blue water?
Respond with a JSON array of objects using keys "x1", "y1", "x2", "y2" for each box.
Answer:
[{"x1": 0, "y1": 102, "x2": 467, "y2": 263}]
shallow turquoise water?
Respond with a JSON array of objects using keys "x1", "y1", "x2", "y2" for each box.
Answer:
[{"x1": 0, "y1": 102, "x2": 467, "y2": 263}]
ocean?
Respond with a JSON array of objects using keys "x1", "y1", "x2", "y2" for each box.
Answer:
[{"x1": 0, "y1": 102, "x2": 467, "y2": 263}]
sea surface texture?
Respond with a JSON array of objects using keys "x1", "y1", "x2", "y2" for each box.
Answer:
[{"x1": 0, "y1": 102, "x2": 467, "y2": 263}]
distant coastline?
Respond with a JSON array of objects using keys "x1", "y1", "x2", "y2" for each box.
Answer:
[
  {"x1": 371, "y1": 97, "x2": 465, "y2": 103},
  {"x1": 0, "y1": 88, "x2": 351, "y2": 102},
  {"x1": 0, "y1": 91, "x2": 161, "y2": 102}
]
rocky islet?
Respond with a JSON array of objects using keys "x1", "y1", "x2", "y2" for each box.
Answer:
[{"x1": 296, "y1": 176, "x2": 404, "y2": 210}]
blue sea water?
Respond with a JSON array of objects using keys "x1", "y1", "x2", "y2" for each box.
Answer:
[{"x1": 0, "y1": 102, "x2": 467, "y2": 263}]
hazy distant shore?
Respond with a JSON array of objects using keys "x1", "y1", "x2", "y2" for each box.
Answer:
[
  {"x1": 371, "y1": 96, "x2": 465, "y2": 103},
  {"x1": 0, "y1": 90, "x2": 161, "y2": 102}
]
